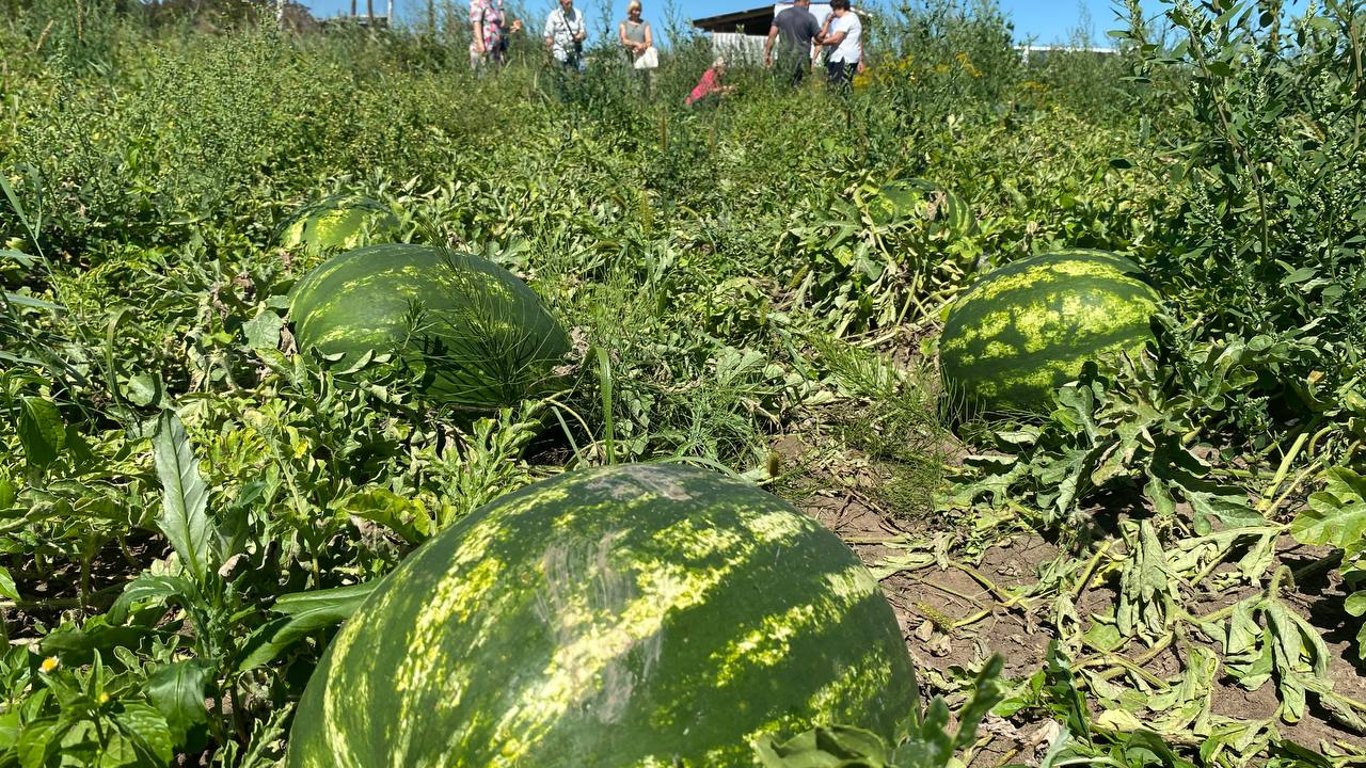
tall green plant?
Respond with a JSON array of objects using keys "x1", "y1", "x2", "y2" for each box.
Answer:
[{"x1": 1120, "y1": 0, "x2": 1366, "y2": 424}]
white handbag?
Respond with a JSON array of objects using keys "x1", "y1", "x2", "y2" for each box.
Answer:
[{"x1": 634, "y1": 46, "x2": 659, "y2": 70}]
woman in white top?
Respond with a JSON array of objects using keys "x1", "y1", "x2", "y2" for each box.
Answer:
[{"x1": 819, "y1": 0, "x2": 861, "y2": 87}]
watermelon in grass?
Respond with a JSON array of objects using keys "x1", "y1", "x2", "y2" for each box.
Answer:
[
  {"x1": 286, "y1": 464, "x2": 919, "y2": 768},
  {"x1": 289, "y1": 243, "x2": 571, "y2": 412},
  {"x1": 939, "y1": 250, "x2": 1160, "y2": 416},
  {"x1": 279, "y1": 195, "x2": 401, "y2": 256}
]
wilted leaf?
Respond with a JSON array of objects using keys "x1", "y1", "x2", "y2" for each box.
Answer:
[{"x1": 1117, "y1": 521, "x2": 1173, "y2": 639}]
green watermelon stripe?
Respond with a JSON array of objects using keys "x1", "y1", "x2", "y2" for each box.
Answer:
[
  {"x1": 289, "y1": 244, "x2": 571, "y2": 411},
  {"x1": 942, "y1": 277, "x2": 1158, "y2": 346},
  {"x1": 288, "y1": 464, "x2": 917, "y2": 768},
  {"x1": 939, "y1": 250, "x2": 1160, "y2": 414}
]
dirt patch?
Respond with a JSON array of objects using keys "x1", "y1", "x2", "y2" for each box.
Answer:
[{"x1": 785, "y1": 456, "x2": 1366, "y2": 765}]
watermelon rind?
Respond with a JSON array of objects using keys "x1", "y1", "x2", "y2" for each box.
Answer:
[
  {"x1": 289, "y1": 243, "x2": 571, "y2": 412},
  {"x1": 279, "y1": 195, "x2": 401, "y2": 256},
  {"x1": 939, "y1": 249, "x2": 1160, "y2": 416},
  {"x1": 285, "y1": 463, "x2": 919, "y2": 768}
]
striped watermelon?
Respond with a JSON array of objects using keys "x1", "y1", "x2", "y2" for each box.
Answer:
[
  {"x1": 286, "y1": 464, "x2": 919, "y2": 767},
  {"x1": 280, "y1": 195, "x2": 401, "y2": 256},
  {"x1": 939, "y1": 250, "x2": 1160, "y2": 415},
  {"x1": 289, "y1": 243, "x2": 571, "y2": 412}
]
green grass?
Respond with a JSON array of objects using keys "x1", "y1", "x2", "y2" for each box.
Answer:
[{"x1": 0, "y1": 1, "x2": 1364, "y2": 766}]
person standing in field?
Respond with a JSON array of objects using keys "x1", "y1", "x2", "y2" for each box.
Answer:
[
  {"x1": 470, "y1": 0, "x2": 522, "y2": 70},
  {"x1": 544, "y1": 0, "x2": 588, "y2": 71},
  {"x1": 618, "y1": 1, "x2": 653, "y2": 65},
  {"x1": 819, "y1": 0, "x2": 861, "y2": 88},
  {"x1": 764, "y1": 0, "x2": 820, "y2": 86}
]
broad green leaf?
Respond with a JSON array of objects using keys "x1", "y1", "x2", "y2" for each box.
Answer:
[
  {"x1": 108, "y1": 574, "x2": 198, "y2": 625},
  {"x1": 0, "y1": 172, "x2": 36, "y2": 238},
  {"x1": 242, "y1": 310, "x2": 284, "y2": 350},
  {"x1": 754, "y1": 724, "x2": 891, "y2": 767},
  {"x1": 899, "y1": 700, "x2": 954, "y2": 767},
  {"x1": 145, "y1": 661, "x2": 211, "y2": 747},
  {"x1": 0, "y1": 709, "x2": 16, "y2": 750},
  {"x1": 18, "y1": 396, "x2": 64, "y2": 470},
  {"x1": 341, "y1": 489, "x2": 427, "y2": 544},
  {"x1": 1043, "y1": 642, "x2": 1089, "y2": 740},
  {"x1": 1291, "y1": 468, "x2": 1366, "y2": 548},
  {"x1": 1118, "y1": 731, "x2": 1197, "y2": 768},
  {"x1": 152, "y1": 412, "x2": 219, "y2": 584},
  {"x1": 1144, "y1": 476, "x2": 1177, "y2": 518},
  {"x1": 950, "y1": 655, "x2": 1005, "y2": 750},
  {"x1": 1082, "y1": 620, "x2": 1124, "y2": 653},
  {"x1": 0, "y1": 565, "x2": 17, "y2": 602},
  {"x1": 237, "y1": 581, "x2": 378, "y2": 672},
  {"x1": 3, "y1": 292, "x2": 61, "y2": 311},
  {"x1": 16, "y1": 717, "x2": 61, "y2": 768},
  {"x1": 39, "y1": 620, "x2": 153, "y2": 665},
  {"x1": 1270, "y1": 735, "x2": 1335, "y2": 767},
  {"x1": 1345, "y1": 591, "x2": 1366, "y2": 617},
  {"x1": 125, "y1": 374, "x2": 159, "y2": 408},
  {"x1": 273, "y1": 581, "x2": 378, "y2": 619},
  {"x1": 0, "y1": 247, "x2": 36, "y2": 266},
  {"x1": 109, "y1": 702, "x2": 173, "y2": 766}
]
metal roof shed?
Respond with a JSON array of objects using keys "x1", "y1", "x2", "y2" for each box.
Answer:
[{"x1": 692, "y1": 3, "x2": 835, "y2": 64}]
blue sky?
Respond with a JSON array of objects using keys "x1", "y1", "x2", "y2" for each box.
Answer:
[{"x1": 302, "y1": 0, "x2": 1170, "y2": 45}]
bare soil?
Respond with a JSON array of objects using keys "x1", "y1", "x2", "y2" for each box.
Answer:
[{"x1": 779, "y1": 435, "x2": 1366, "y2": 766}]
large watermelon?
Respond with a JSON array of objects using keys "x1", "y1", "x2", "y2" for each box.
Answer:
[
  {"x1": 289, "y1": 243, "x2": 571, "y2": 411},
  {"x1": 939, "y1": 249, "x2": 1160, "y2": 415},
  {"x1": 286, "y1": 464, "x2": 919, "y2": 768}
]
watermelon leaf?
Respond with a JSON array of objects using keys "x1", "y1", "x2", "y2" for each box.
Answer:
[
  {"x1": 1291, "y1": 467, "x2": 1366, "y2": 549},
  {"x1": 754, "y1": 724, "x2": 892, "y2": 767},
  {"x1": 896, "y1": 655, "x2": 1005, "y2": 768},
  {"x1": 242, "y1": 310, "x2": 284, "y2": 351}
]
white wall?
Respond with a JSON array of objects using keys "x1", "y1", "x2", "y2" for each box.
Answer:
[
  {"x1": 711, "y1": 32, "x2": 767, "y2": 64},
  {"x1": 707, "y1": 4, "x2": 836, "y2": 65}
]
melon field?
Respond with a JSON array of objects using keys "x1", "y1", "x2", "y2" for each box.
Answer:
[{"x1": 2, "y1": 0, "x2": 1366, "y2": 766}]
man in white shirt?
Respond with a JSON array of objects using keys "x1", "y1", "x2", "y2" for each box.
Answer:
[
  {"x1": 544, "y1": 0, "x2": 587, "y2": 71},
  {"x1": 819, "y1": 0, "x2": 861, "y2": 87}
]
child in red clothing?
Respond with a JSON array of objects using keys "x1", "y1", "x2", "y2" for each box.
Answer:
[{"x1": 685, "y1": 56, "x2": 736, "y2": 106}]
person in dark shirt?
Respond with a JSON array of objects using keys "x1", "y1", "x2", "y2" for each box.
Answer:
[{"x1": 764, "y1": 0, "x2": 820, "y2": 85}]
